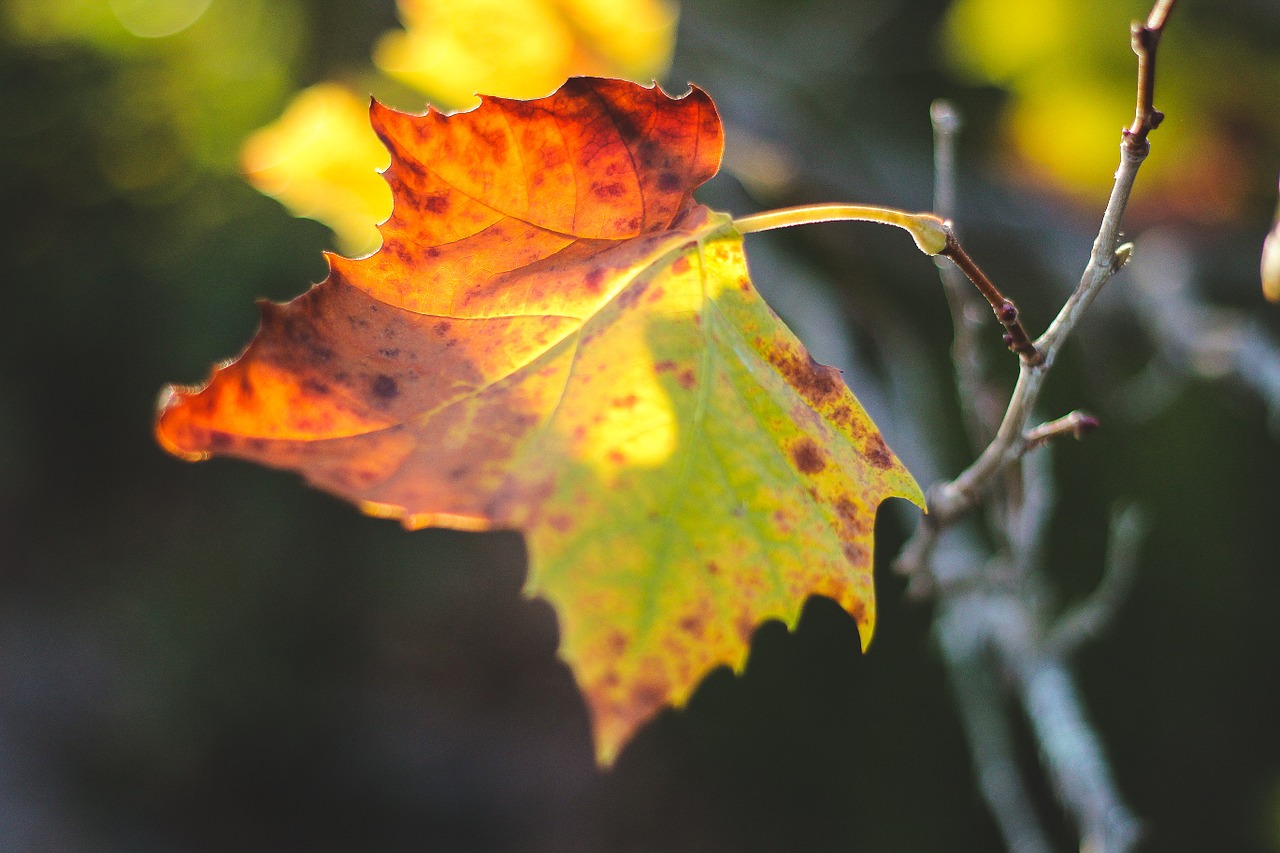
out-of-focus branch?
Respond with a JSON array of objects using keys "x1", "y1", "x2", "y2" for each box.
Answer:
[
  {"x1": 1023, "y1": 410, "x2": 1100, "y2": 452},
  {"x1": 1123, "y1": 229, "x2": 1280, "y2": 433},
  {"x1": 931, "y1": 101, "x2": 1004, "y2": 449},
  {"x1": 892, "y1": 4, "x2": 1178, "y2": 851},
  {"x1": 1010, "y1": 657, "x2": 1140, "y2": 852},
  {"x1": 938, "y1": 593, "x2": 1054, "y2": 853},
  {"x1": 895, "y1": 0, "x2": 1177, "y2": 581},
  {"x1": 1047, "y1": 506, "x2": 1147, "y2": 657}
]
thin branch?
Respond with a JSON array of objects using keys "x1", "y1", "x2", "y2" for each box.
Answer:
[
  {"x1": 938, "y1": 234, "x2": 1043, "y2": 364},
  {"x1": 1125, "y1": 0, "x2": 1177, "y2": 153},
  {"x1": 896, "y1": 90, "x2": 1163, "y2": 578},
  {"x1": 1023, "y1": 410, "x2": 1100, "y2": 452},
  {"x1": 1046, "y1": 506, "x2": 1146, "y2": 657},
  {"x1": 931, "y1": 100, "x2": 1005, "y2": 447},
  {"x1": 1011, "y1": 659, "x2": 1142, "y2": 852},
  {"x1": 938, "y1": 598, "x2": 1054, "y2": 853}
]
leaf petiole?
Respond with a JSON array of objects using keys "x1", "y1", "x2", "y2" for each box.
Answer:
[
  {"x1": 733, "y1": 203, "x2": 1043, "y2": 364},
  {"x1": 733, "y1": 203, "x2": 950, "y2": 256}
]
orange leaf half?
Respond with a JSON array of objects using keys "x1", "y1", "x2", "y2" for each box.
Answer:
[{"x1": 157, "y1": 78, "x2": 923, "y2": 763}]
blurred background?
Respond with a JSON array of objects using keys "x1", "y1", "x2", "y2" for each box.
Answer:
[{"x1": 3, "y1": 0, "x2": 1280, "y2": 849}]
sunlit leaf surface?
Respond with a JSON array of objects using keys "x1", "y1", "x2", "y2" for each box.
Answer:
[{"x1": 157, "y1": 79, "x2": 923, "y2": 764}]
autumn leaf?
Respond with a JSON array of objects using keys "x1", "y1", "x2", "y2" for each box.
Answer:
[
  {"x1": 242, "y1": 0, "x2": 677, "y2": 254},
  {"x1": 157, "y1": 78, "x2": 924, "y2": 764}
]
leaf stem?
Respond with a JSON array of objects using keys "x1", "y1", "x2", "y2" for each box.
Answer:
[
  {"x1": 733, "y1": 203, "x2": 949, "y2": 255},
  {"x1": 735, "y1": 203, "x2": 1040, "y2": 361}
]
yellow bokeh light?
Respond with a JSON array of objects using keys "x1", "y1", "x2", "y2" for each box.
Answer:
[
  {"x1": 375, "y1": 0, "x2": 677, "y2": 111},
  {"x1": 108, "y1": 0, "x2": 212, "y2": 38},
  {"x1": 241, "y1": 83, "x2": 393, "y2": 257}
]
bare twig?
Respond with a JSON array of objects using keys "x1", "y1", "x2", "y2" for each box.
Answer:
[
  {"x1": 895, "y1": 0, "x2": 1174, "y2": 578},
  {"x1": 1011, "y1": 658, "x2": 1142, "y2": 852},
  {"x1": 938, "y1": 594, "x2": 1054, "y2": 853},
  {"x1": 1047, "y1": 506, "x2": 1147, "y2": 657},
  {"x1": 938, "y1": 234, "x2": 1043, "y2": 364},
  {"x1": 931, "y1": 101, "x2": 1004, "y2": 447},
  {"x1": 1126, "y1": 229, "x2": 1280, "y2": 433},
  {"x1": 893, "y1": 5, "x2": 1177, "y2": 851},
  {"x1": 1125, "y1": 0, "x2": 1176, "y2": 153},
  {"x1": 1023, "y1": 410, "x2": 1100, "y2": 452}
]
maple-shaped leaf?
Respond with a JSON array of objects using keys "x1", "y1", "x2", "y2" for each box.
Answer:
[{"x1": 157, "y1": 78, "x2": 924, "y2": 764}]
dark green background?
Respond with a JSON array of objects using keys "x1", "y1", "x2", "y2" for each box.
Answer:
[{"x1": 3, "y1": 0, "x2": 1278, "y2": 849}]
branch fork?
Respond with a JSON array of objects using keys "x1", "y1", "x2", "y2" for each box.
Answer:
[{"x1": 892, "y1": 2, "x2": 1176, "y2": 851}]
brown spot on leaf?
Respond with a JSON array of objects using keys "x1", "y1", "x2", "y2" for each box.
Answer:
[
  {"x1": 678, "y1": 613, "x2": 706, "y2": 637},
  {"x1": 593, "y1": 181, "x2": 626, "y2": 198},
  {"x1": 772, "y1": 508, "x2": 793, "y2": 534},
  {"x1": 630, "y1": 680, "x2": 668, "y2": 716},
  {"x1": 865, "y1": 433, "x2": 893, "y2": 469},
  {"x1": 677, "y1": 369, "x2": 696, "y2": 390},
  {"x1": 612, "y1": 394, "x2": 639, "y2": 408},
  {"x1": 847, "y1": 599, "x2": 866, "y2": 627},
  {"x1": 371, "y1": 374, "x2": 400, "y2": 400},
  {"x1": 834, "y1": 495, "x2": 871, "y2": 536},
  {"x1": 548, "y1": 514, "x2": 573, "y2": 532},
  {"x1": 584, "y1": 267, "x2": 606, "y2": 293},
  {"x1": 301, "y1": 378, "x2": 330, "y2": 396},
  {"x1": 790, "y1": 438, "x2": 827, "y2": 474},
  {"x1": 658, "y1": 171, "x2": 682, "y2": 192},
  {"x1": 655, "y1": 360, "x2": 677, "y2": 372},
  {"x1": 617, "y1": 281, "x2": 649, "y2": 310},
  {"x1": 842, "y1": 541, "x2": 869, "y2": 566},
  {"x1": 671, "y1": 256, "x2": 690, "y2": 274},
  {"x1": 706, "y1": 561, "x2": 721, "y2": 576},
  {"x1": 768, "y1": 347, "x2": 842, "y2": 404}
]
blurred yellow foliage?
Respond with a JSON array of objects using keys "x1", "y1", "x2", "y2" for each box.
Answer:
[
  {"x1": 944, "y1": 0, "x2": 1280, "y2": 220},
  {"x1": 378, "y1": 0, "x2": 676, "y2": 111},
  {"x1": 241, "y1": 84, "x2": 393, "y2": 257},
  {"x1": 244, "y1": 0, "x2": 677, "y2": 253}
]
